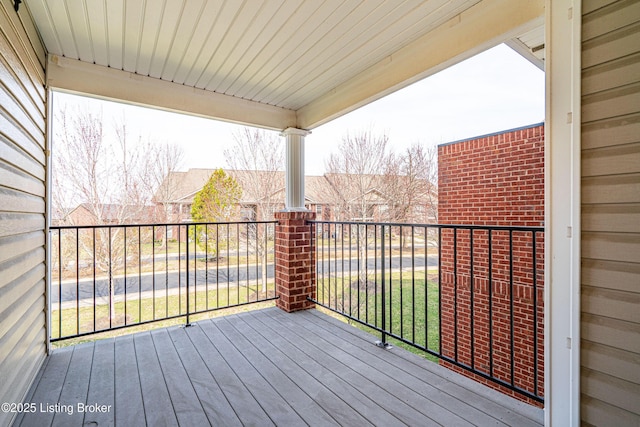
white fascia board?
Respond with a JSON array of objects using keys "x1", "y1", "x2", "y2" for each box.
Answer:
[
  {"x1": 296, "y1": 0, "x2": 544, "y2": 129},
  {"x1": 175, "y1": 189, "x2": 204, "y2": 203},
  {"x1": 46, "y1": 55, "x2": 297, "y2": 131},
  {"x1": 263, "y1": 187, "x2": 286, "y2": 202},
  {"x1": 505, "y1": 38, "x2": 545, "y2": 71}
]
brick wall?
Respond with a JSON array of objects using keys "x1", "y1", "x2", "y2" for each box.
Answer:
[
  {"x1": 437, "y1": 123, "x2": 545, "y2": 405},
  {"x1": 274, "y1": 211, "x2": 316, "y2": 312}
]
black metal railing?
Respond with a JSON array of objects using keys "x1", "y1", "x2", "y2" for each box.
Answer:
[
  {"x1": 49, "y1": 220, "x2": 277, "y2": 341},
  {"x1": 309, "y1": 220, "x2": 544, "y2": 403}
]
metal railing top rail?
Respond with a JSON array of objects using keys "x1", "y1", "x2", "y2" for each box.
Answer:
[
  {"x1": 51, "y1": 219, "x2": 278, "y2": 230},
  {"x1": 308, "y1": 219, "x2": 544, "y2": 232}
]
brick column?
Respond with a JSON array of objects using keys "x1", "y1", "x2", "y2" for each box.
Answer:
[{"x1": 274, "y1": 210, "x2": 316, "y2": 312}]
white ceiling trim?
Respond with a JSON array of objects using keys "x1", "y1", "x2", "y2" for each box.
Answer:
[
  {"x1": 46, "y1": 55, "x2": 297, "y2": 130},
  {"x1": 37, "y1": 0, "x2": 544, "y2": 132},
  {"x1": 296, "y1": 0, "x2": 545, "y2": 129},
  {"x1": 505, "y1": 38, "x2": 545, "y2": 71}
]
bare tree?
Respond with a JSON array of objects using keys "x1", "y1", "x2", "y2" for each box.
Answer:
[
  {"x1": 53, "y1": 103, "x2": 185, "y2": 222},
  {"x1": 224, "y1": 127, "x2": 284, "y2": 292},
  {"x1": 323, "y1": 129, "x2": 393, "y2": 221},
  {"x1": 384, "y1": 144, "x2": 438, "y2": 224},
  {"x1": 321, "y1": 129, "x2": 395, "y2": 310},
  {"x1": 383, "y1": 144, "x2": 438, "y2": 248},
  {"x1": 52, "y1": 101, "x2": 184, "y2": 319},
  {"x1": 144, "y1": 142, "x2": 184, "y2": 246},
  {"x1": 144, "y1": 143, "x2": 184, "y2": 212},
  {"x1": 53, "y1": 106, "x2": 109, "y2": 221},
  {"x1": 224, "y1": 127, "x2": 284, "y2": 218},
  {"x1": 53, "y1": 105, "x2": 119, "y2": 317}
]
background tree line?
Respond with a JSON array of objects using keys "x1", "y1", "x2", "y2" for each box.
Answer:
[{"x1": 53, "y1": 105, "x2": 437, "y2": 229}]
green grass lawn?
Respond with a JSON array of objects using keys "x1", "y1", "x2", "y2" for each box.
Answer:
[
  {"x1": 52, "y1": 270, "x2": 440, "y2": 366},
  {"x1": 317, "y1": 273, "x2": 440, "y2": 361},
  {"x1": 139, "y1": 239, "x2": 182, "y2": 254},
  {"x1": 51, "y1": 284, "x2": 276, "y2": 347}
]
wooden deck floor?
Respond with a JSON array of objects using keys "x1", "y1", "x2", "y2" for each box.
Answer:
[{"x1": 15, "y1": 307, "x2": 543, "y2": 426}]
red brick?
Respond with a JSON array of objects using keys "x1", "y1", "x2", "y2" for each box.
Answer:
[
  {"x1": 438, "y1": 124, "x2": 545, "y2": 404},
  {"x1": 274, "y1": 211, "x2": 317, "y2": 312}
]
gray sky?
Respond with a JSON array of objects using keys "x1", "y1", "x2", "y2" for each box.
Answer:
[{"x1": 54, "y1": 43, "x2": 544, "y2": 176}]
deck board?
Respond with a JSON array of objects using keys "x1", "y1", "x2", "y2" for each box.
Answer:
[
  {"x1": 150, "y1": 328, "x2": 211, "y2": 427},
  {"x1": 16, "y1": 347, "x2": 72, "y2": 427},
  {"x1": 114, "y1": 335, "x2": 145, "y2": 427},
  {"x1": 285, "y1": 309, "x2": 499, "y2": 425},
  {"x1": 52, "y1": 342, "x2": 94, "y2": 427},
  {"x1": 16, "y1": 307, "x2": 544, "y2": 427},
  {"x1": 84, "y1": 338, "x2": 115, "y2": 427},
  {"x1": 304, "y1": 308, "x2": 544, "y2": 427},
  {"x1": 214, "y1": 317, "x2": 339, "y2": 426},
  {"x1": 234, "y1": 311, "x2": 376, "y2": 426},
  {"x1": 166, "y1": 326, "x2": 242, "y2": 427},
  {"x1": 198, "y1": 318, "x2": 306, "y2": 426},
  {"x1": 259, "y1": 308, "x2": 475, "y2": 426},
  {"x1": 242, "y1": 312, "x2": 401, "y2": 426},
  {"x1": 133, "y1": 332, "x2": 179, "y2": 426},
  {"x1": 251, "y1": 309, "x2": 449, "y2": 426},
  {"x1": 180, "y1": 324, "x2": 273, "y2": 426}
]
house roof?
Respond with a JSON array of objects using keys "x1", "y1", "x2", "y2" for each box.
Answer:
[
  {"x1": 156, "y1": 168, "x2": 339, "y2": 205},
  {"x1": 26, "y1": 0, "x2": 544, "y2": 130},
  {"x1": 155, "y1": 168, "x2": 289, "y2": 205},
  {"x1": 153, "y1": 168, "x2": 287, "y2": 203},
  {"x1": 156, "y1": 168, "x2": 434, "y2": 207},
  {"x1": 66, "y1": 203, "x2": 155, "y2": 224}
]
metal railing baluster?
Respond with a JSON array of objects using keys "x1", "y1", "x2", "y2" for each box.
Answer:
[
  {"x1": 306, "y1": 220, "x2": 544, "y2": 403},
  {"x1": 49, "y1": 221, "x2": 277, "y2": 342}
]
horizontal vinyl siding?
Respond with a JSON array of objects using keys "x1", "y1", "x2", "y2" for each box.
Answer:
[
  {"x1": 0, "y1": 1, "x2": 47, "y2": 426},
  {"x1": 581, "y1": 0, "x2": 640, "y2": 425}
]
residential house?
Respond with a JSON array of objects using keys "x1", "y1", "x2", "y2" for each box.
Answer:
[
  {"x1": 58, "y1": 203, "x2": 159, "y2": 226},
  {"x1": 155, "y1": 168, "x2": 436, "y2": 228}
]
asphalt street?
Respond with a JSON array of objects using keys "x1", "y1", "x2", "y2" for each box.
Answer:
[{"x1": 52, "y1": 255, "x2": 438, "y2": 304}]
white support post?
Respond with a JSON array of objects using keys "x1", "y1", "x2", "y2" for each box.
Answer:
[
  {"x1": 545, "y1": 0, "x2": 581, "y2": 425},
  {"x1": 281, "y1": 127, "x2": 311, "y2": 211}
]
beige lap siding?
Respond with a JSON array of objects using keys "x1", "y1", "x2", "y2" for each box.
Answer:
[
  {"x1": 580, "y1": 0, "x2": 640, "y2": 425},
  {"x1": 0, "y1": 1, "x2": 48, "y2": 426}
]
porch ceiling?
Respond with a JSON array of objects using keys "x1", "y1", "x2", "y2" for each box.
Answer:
[{"x1": 26, "y1": 0, "x2": 543, "y2": 130}]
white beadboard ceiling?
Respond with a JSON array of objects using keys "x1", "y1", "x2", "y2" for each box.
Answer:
[{"x1": 25, "y1": 0, "x2": 544, "y2": 130}]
